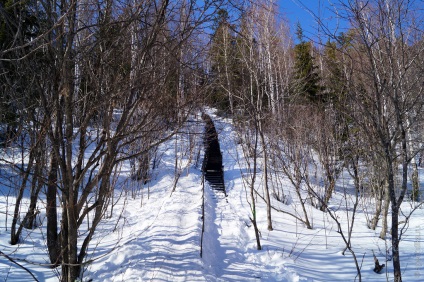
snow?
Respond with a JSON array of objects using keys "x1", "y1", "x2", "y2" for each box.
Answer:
[{"x1": 1, "y1": 109, "x2": 424, "y2": 281}]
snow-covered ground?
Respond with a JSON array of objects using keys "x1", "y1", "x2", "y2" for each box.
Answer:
[{"x1": 1, "y1": 110, "x2": 423, "y2": 281}]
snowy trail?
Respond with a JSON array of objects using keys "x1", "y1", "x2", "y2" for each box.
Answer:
[
  {"x1": 90, "y1": 171, "x2": 205, "y2": 281},
  {"x1": 200, "y1": 114, "x2": 297, "y2": 281},
  {"x1": 202, "y1": 185, "x2": 259, "y2": 281},
  {"x1": 202, "y1": 184, "x2": 294, "y2": 282}
]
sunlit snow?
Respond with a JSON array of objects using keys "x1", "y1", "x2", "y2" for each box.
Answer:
[{"x1": 1, "y1": 109, "x2": 423, "y2": 281}]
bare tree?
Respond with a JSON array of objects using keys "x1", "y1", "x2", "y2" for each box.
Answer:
[
  {"x1": 235, "y1": 118, "x2": 263, "y2": 250},
  {"x1": 327, "y1": 1, "x2": 424, "y2": 280},
  {"x1": 2, "y1": 0, "x2": 223, "y2": 281},
  {"x1": 269, "y1": 105, "x2": 314, "y2": 229}
]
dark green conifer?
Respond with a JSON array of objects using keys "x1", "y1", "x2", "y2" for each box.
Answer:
[{"x1": 293, "y1": 23, "x2": 321, "y2": 103}]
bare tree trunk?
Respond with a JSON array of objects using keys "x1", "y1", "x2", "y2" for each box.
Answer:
[
  {"x1": 320, "y1": 174, "x2": 335, "y2": 212},
  {"x1": 61, "y1": 9, "x2": 79, "y2": 274},
  {"x1": 409, "y1": 133, "x2": 420, "y2": 200},
  {"x1": 388, "y1": 160, "x2": 401, "y2": 281},
  {"x1": 411, "y1": 161, "x2": 419, "y2": 200},
  {"x1": 379, "y1": 180, "x2": 390, "y2": 239},
  {"x1": 295, "y1": 177, "x2": 312, "y2": 229},
  {"x1": 62, "y1": 92, "x2": 80, "y2": 282},
  {"x1": 251, "y1": 206, "x2": 262, "y2": 251},
  {"x1": 259, "y1": 122, "x2": 272, "y2": 231},
  {"x1": 10, "y1": 151, "x2": 36, "y2": 245},
  {"x1": 237, "y1": 119, "x2": 262, "y2": 250},
  {"x1": 22, "y1": 158, "x2": 44, "y2": 229},
  {"x1": 250, "y1": 127, "x2": 262, "y2": 250},
  {"x1": 342, "y1": 158, "x2": 363, "y2": 281},
  {"x1": 47, "y1": 153, "x2": 61, "y2": 266},
  {"x1": 369, "y1": 180, "x2": 383, "y2": 230}
]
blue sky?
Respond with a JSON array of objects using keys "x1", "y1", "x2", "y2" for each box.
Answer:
[{"x1": 278, "y1": 0, "x2": 348, "y2": 41}]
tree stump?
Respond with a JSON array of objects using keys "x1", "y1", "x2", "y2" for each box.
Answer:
[{"x1": 373, "y1": 250, "x2": 385, "y2": 274}]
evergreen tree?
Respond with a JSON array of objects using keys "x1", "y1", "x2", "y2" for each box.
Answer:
[
  {"x1": 293, "y1": 23, "x2": 321, "y2": 103},
  {"x1": 0, "y1": 0, "x2": 42, "y2": 145},
  {"x1": 208, "y1": 9, "x2": 238, "y2": 113}
]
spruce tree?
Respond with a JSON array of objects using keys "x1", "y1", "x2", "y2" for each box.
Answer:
[
  {"x1": 0, "y1": 0, "x2": 42, "y2": 145},
  {"x1": 293, "y1": 23, "x2": 321, "y2": 103},
  {"x1": 208, "y1": 9, "x2": 238, "y2": 113}
]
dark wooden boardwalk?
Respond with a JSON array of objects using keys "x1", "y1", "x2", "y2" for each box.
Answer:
[{"x1": 202, "y1": 114, "x2": 226, "y2": 194}]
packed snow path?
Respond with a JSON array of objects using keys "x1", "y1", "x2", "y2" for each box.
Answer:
[{"x1": 87, "y1": 172, "x2": 206, "y2": 281}]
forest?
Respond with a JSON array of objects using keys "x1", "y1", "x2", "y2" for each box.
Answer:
[{"x1": 1, "y1": 0, "x2": 423, "y2": 281}]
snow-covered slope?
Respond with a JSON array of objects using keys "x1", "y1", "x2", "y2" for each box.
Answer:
[{"x1": 1, "y1": 110, "x2": 423, "y2": 281}]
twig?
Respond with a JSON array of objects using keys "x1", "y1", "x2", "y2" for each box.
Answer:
[{"x1": 0, "y1": 250, "x2": 39, "y2": 281}]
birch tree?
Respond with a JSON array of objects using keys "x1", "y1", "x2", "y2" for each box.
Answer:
[{"x1": 332, "y1": 1, "x2": 424, "y2": 280}]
